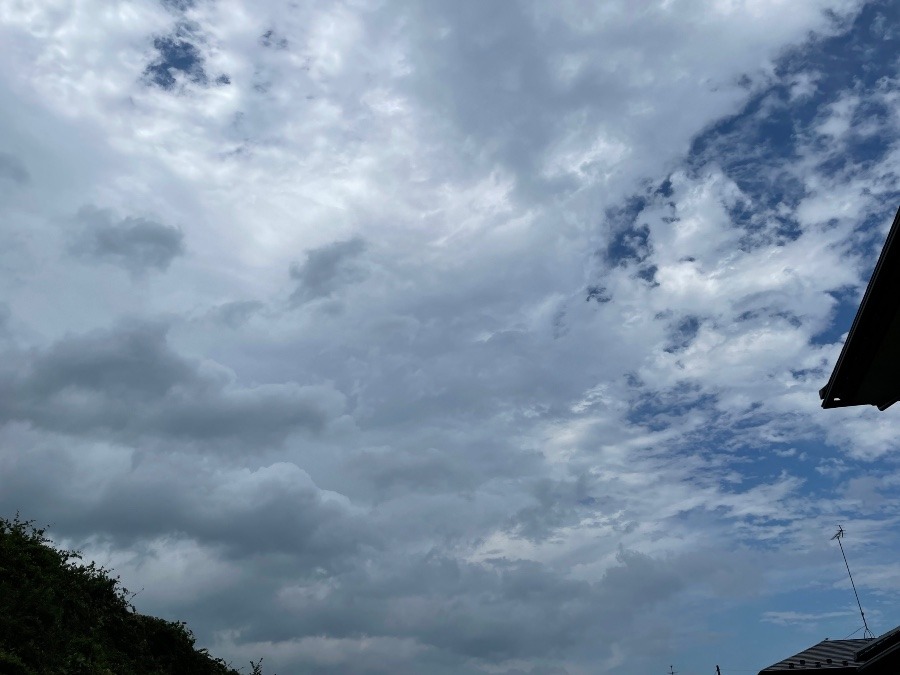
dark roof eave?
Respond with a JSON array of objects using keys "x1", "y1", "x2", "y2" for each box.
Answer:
[{"x1": 820, "y1": 206, "x2": 900, "y2": 410}]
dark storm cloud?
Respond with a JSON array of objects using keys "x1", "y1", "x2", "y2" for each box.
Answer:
[
  {"x1": 289, "y1": 237, "x2": 367, "y2": 305},
  {"x1": 69, "y1": 206, "x2": 185, "y2": 274},
  {"x1": 0, "y1": 320, "x2": 343, "y2": 444},
  {"x1": 0, "y1": 152, "x2": 29, "y2": 184}
]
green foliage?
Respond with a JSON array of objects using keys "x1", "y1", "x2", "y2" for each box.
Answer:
[{"x1": 0, "y1": 513, "x2": 273, "y2": 675}]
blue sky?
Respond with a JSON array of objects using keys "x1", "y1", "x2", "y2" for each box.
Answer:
[{"x1": 0, "y1": 1, "x2": 899, "y2": 673}]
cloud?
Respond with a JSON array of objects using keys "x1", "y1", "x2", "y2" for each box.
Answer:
[
  {"x1": 289, "y1": 237, "x2": 367, "y2": 305},
  {"x1": 762, "y1": 609, "x2": 857, "y2": 626},
  {"x1": 161, "y1": 0, "x2": 196, "y2": 13},
  {"x1": 259, "y1": 29, "x2": 289, "y2": 50},
  {"x1": 0, "y1": 320, "x2": 344, "y2": 445},
  {"x1": 0, "y1": 152, "x2": 29, "y2": 184},
  {"x1": 199, "y1": 548, "x2": 696, "y2": 673},
  {"x1": 68, "y1": 206, "x2": 185, "y2": 275},
  {"x1": 206, "y1": 300, "x2": 265, "y2": 328},
  {"x1": 3, "y1": 0, "x2": 900, "y2": 673},
  {"x1": 192, "y1": 546, "x2": 767, "y2": 674},
  {"x1": 62, "y1": 458, "x2": 365, "y2": 564},
  {"x1": 580, "y1": 0, "x2": 900, "y2": 465},
  {"x1": 0, "y1": 409, "x2": 762, "y2": 674}
]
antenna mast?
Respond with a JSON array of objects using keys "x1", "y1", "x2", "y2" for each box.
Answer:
[{"x1": 832, "y1": 525, "x2": 874, "y2": 639}]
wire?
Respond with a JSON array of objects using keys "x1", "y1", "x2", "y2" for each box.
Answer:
[
  {"x1": 833, "y1": 527, "x2": 874, "y2": 640},
  {"x1": 844, "y1": 626, "x2": 864, "y2": 639}
]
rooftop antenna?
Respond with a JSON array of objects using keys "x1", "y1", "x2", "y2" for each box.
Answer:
[
  {"x1": 831, "y1": 525, "x2": 874, "y2": 639},
  {"x1": 668, "y1": 666, "x2": 677, "y2": 675}
]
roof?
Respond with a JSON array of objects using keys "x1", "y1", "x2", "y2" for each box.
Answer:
[
  {"x1": 758, "y1": 638, "x2": 867, "y2": 673},
  {"x1": 758, "y1": 625, "x2": 900, "y2": 674},
  {"x1": 819, "y1": 205, "x2": 900, "y2": 410},
  {"x1": 855, "y1": 624, "x2": 900, "y2": 668}
]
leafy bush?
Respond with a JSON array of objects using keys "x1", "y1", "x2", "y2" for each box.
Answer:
[{"x1": 0, "y1": 514, "x2": 273, "y2": 675}]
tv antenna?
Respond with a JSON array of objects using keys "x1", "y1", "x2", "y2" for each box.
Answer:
[{"x1": 831, "y1": 525, "x2": 874, "y2": 639}]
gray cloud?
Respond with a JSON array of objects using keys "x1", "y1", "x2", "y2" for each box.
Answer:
[
  {"x1": 206, "y1": 300, "x2": 265, "y2": 328},
  {"x1": 161, "y1": 0, "x2": 196, "y2": 13},
  {"x1": 0, "y1": 303, "x2": 10, "y2": 334},
  {"x1": 0, "y1": 320, "x2": 343, "y2": 445},
  {"x1": 343, "y1": 445, "x2": 480, "y2": 499},
  {"x1": 259, "y1": 29, "x2": 289, "y2": 50},
  {"x1": 0, "y1": 152, "x2": 29, "y2": 184},
  {"x1": 3, "y1": 451, "x2": 368, "y2": 565},
  {"x1": 69, "y1": 206, "x2": 185, "y2": 274},
  {"x1": 289, "y1": 237, "x2": 367, "y2": 305},
  {"x1": 0, "y1": 2, "x2": 891, "y2": 674},
  {"x1": 504, "y1": 475, "x2": 602, "y2": 543},
  {"x1": 206, "y1": 547, "x2": 699, "y2": 674}
]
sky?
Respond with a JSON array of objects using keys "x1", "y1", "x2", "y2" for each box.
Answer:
[{"x1": 0, "y1": 0, "x2": 899, "y2": 673}]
